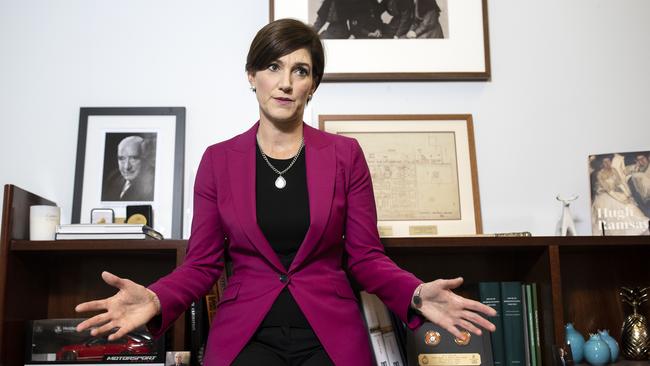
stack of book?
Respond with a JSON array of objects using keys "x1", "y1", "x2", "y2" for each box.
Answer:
[
  {"x1": 479, "y1": 281, "x2": 542, "y2": 366},
  {"x1": 360, "y1": 291, "x2": 405, "y2": 366},
  {"x1": 55, "y1": 224, "x2": 163, "y2": 240}
]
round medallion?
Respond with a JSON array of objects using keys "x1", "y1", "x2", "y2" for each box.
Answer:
[
  {"x1": 275, "y1": 176, "x2": 286, "y2": 189},
  {"x1": 424, "y1": 330, "x2": 441, "y2": 346},
  {"x1": 454, "y1": 330, "x2": 471, "y2": 346},
  {"x1": 127, "y1": 213, "x2": 147, "y2": 225}
]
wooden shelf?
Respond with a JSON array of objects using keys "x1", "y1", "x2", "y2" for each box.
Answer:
[
  {"x1": 382, "y1": 235, "x2": 650, "y2": 248},
  {"x1": 2, "y1": 184, "x2": 649, "y2": 366},
  {"x1": 0, "y1": 185, "x2": 188, "y2": 366},
  {"x1": 11, "y1": 239, "x2": 187, "y2": 252}
]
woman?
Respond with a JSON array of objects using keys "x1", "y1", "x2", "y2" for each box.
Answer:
[{"x1": 75, "y1": 19, "x2": 495, "y2": 366}]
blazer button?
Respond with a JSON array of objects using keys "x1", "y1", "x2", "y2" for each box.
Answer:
[{"x1": 279, "y1": 274, "x2": 289, "y2": 283}]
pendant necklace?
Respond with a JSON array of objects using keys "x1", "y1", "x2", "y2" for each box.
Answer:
[{"x1": 258, "y1": 138, "x2": 304, "y2": 189}]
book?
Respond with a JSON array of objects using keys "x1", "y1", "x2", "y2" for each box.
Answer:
[
  {"x1": 479, "y1": 282, "x2": 505, "y2": 366},
  {"x1": 521, "y1": 285, "x2": 530, "y2": 366},
  {"x1": 383, "y1": 331, "x2": 403, "y2": 366},
  {"x1": 589, "y1": 151, "x2": 650, "y2": 235},
  {"x1": 388, "y1": 311, "x2": 407, "y2": 365},
  {"x1": 188, "y1": 299, "x2": 209, "y2": 366},
  {"x1": 438, "y1": 232, "x2": 532, "y2": 238},
  {"x1": 55, "y1": 224, "x2": 163, "y2": 240},
  {"x1": 531, "y1": 283, "x2": 542, "y2": 366},
  {"x1": 360, "y1": 291, "x2": 405, "y2": 366},
  {"x1": 360, "y1": 291, "x2": 380, "y2": 330},
  {"x1": 54, "y1": 232, "x2": 161, "y2": 240},
  {"x1": 524, "y1": 284, "x2": 537, "y2": 366},
  {"x1": 369, "y1": 330, "x2": 390, "y2": 366},
  {"x1": 57, "y1": 224, "x2": 155, "y2": 233},
  {"x1": 501, "y1": 282, "x2": 525, "y2": 366}
]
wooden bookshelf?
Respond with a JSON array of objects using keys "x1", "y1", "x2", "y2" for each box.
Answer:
[
  {"x1": 2, "y1": 184, "x2": 649, "y2": 365},
  {"x1": 383, "y1": 235, "x2": 650, "y2": 366},
  {"x1": 0, "y1": 184, "x2": 187, "y2": 366}
]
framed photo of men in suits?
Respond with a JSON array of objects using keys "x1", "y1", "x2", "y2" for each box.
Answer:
[
  {"x1": 72, "y1": 107, "x2": 185, "y2": 239},
  {"x1": 271, "y1": 0, "x2": 490, "y2": 81}
]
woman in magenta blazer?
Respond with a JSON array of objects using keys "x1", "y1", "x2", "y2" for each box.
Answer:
[{"x1": 76, "y1": 19, "x2": 495, "y2": 365}]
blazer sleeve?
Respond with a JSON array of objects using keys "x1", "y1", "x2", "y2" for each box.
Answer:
[
  {"x1": 147, "y1": 147, "x2": 226, "y2": 336},
  {"x1": 343, "y1": 139, "x2": 425, "y2": 330}
]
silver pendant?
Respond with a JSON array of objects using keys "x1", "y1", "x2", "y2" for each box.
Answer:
[{"x1": 275, "y1": 176, "x2": 286, "y2": 189}]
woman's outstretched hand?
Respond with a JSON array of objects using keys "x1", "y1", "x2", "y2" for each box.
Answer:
[
  {"x1": 75, "y1": 271, "x2": 161, "y2": 341},
  {"x1": 414, "y1": 277, "x2": 497, "y2": 340}
]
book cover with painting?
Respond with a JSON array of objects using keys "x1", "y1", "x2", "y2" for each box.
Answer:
[{"x1": 589, "y1": 151, "x2": 650, "y2": 235}]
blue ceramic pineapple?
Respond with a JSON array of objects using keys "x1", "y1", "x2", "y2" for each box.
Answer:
[{"x1": 565, "y1": 323, "x2": 585, "y2": 363}]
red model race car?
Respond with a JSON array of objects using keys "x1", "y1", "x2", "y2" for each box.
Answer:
[{"x1": 55, "y1": 332, "x2": 154, "y2": 361}]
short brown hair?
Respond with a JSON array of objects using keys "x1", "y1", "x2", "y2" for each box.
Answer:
[{"x1": 245, "y1": 19, "x2": 325, "y2": 90}]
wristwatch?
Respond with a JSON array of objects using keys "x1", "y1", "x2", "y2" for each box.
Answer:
[{"x1": 412, "y1": 283, "x2": 424, "y2": 309}]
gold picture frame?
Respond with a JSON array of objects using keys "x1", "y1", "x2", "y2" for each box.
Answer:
[{"x1": 320, "y1": 114, "x2": 482, "y2": 237}]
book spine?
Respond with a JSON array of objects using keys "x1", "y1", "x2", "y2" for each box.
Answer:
[
  {"x1": 479, "y1": 282, "x2": 505, "y2": 366},
  {"x1": 360, "y1": 291, "x2": 380, "y2": 330},
  {"x1": 369, "y1": 330, "x2": 390, "y2": 366},
  {"x1": 531, "y1": 283, "x2": 543, "y2": 366},
  {"x1": 521, "y1": 284, "x2": 530, "y2": 366},
  {"x1": 382, "y1": 331, "x2": 404, "y2": 366},
  {"x1": 189, "y1": 301, "x2": 201, "y2": 365},
  {"x1": 501, "y1": 281, "x2": 525, "y2": 366},
  {"x1": 525, "y1": 284, "x2": 537, "y2": 366}
]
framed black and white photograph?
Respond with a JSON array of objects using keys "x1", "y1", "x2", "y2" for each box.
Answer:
[
  {"x1": 72, "y1": 107, "x2": 185, "y2": 239},
  {"x1": 271, "y1": 0, "x2": 490, "y2": 81}
]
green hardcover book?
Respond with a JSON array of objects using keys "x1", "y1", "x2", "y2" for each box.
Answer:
[
  {"x1": 525, "y1": 284, "x2": 537, "y2": 366},
  {"x1": 479, "y1": 282, "x2": 506, "y2": 366},
  {"x1": 501, "y1": 281, "x2": 526, "y2": 366},
  {"x1": 520, "y1": 284, "x2": 530, "y2": 366},
  {"x1": 531, "y1": 283, "x2": 543, "y2": 366}
]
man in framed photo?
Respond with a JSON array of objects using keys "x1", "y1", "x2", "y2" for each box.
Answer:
[{"x1": 102, "y1": 134, "x2": 156, "y2": 202}]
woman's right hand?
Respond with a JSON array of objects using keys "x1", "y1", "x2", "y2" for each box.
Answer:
[{"x1": 75, "y1": 271, "x2": 161, "y2": 341}]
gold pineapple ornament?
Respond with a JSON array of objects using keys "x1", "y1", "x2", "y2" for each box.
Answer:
[{"x1": 620, "y1": 286, "x2": 650, "y2": 360}]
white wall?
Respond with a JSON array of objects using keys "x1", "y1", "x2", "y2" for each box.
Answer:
[{"x1": 1, "y1": 0, "x2": 649, "y2": 237}]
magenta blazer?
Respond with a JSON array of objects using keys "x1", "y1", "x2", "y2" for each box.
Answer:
[{"x1": 149, "y1": 122, "x2": 423, "y2": 365}]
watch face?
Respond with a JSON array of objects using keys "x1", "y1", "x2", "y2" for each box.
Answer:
[{"x1": 414, "y1": 295, "x2": 423, "y2": 307}]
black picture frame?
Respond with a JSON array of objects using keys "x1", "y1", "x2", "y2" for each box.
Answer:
[{"x1": 72, "y1": 107, "x2": 185, "y2": 239}]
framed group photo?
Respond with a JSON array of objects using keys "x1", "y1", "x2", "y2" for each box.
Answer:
[
  {"x1": 319, "y1": 114, "x2": 482, "y2": 237},
  {"x1": 271, "y1": 0, "x2": 490, "y2": 81},
  {"x1": 72, "y1": 107, "x2": 185, "y2": 239}
]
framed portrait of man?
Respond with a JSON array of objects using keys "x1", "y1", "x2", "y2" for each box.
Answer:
[
  {"x1": 72, "y1": 107, "x2": 185, "y2": 239},
  {"x1": 101, "y1": 132, "x2": 157, "y2": 202}
]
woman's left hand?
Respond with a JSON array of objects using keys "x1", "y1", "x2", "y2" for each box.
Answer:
[{"x1": 414, "y1": 277, "x2": 497, "y2": 340}]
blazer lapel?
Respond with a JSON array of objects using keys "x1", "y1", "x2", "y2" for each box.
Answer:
[
  {"x1": 228, "y1": 123, "x2": 285, "y2": 273},
  {"x1": 290, "y1": 124, "x2": 335, "y2": 272}
]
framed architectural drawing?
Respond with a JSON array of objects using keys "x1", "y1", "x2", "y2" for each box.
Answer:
[
  {"x1": 72, "y1": 107, "x2": 185, "y2": 239},
  {"x1": 320, "y1": 114, "x2": 482, "y2": 236},
  {"x1": 271, "y1": 0, "x2": 490, "y2": 81}
]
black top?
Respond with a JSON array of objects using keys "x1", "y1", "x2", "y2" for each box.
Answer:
[{"x1": 256, "y1": 143, "x2": 311, "y2": 328}]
